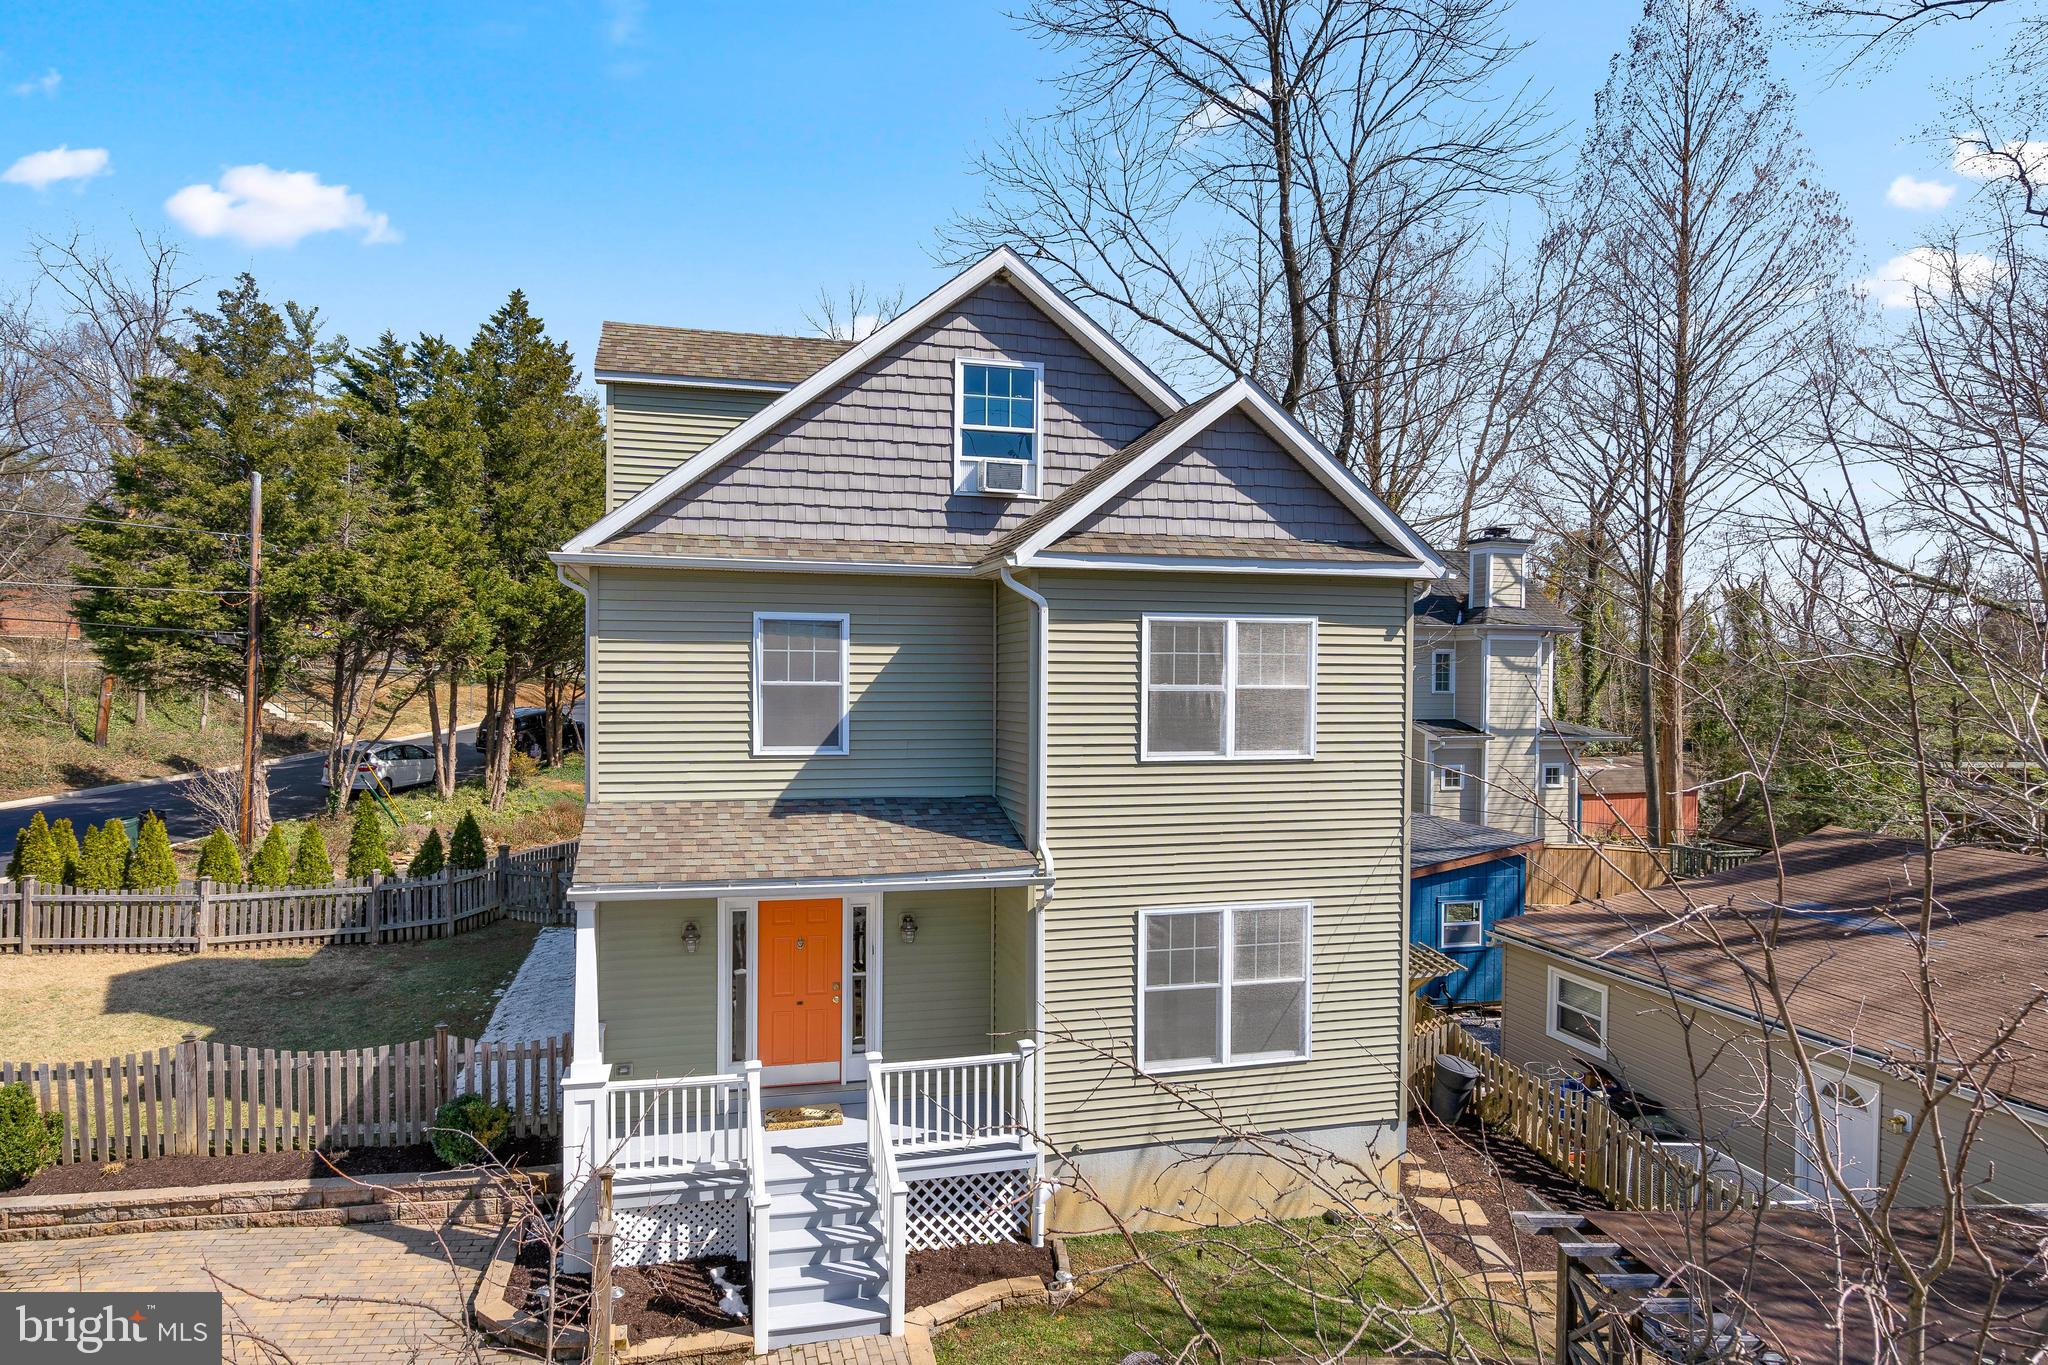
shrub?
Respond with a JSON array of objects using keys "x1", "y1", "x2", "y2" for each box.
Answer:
[
  {"x1": 250, "y1": 824, "x2": 292, "y2": 887},
  {"x1": 409, "y1": 828, "x2": 446, "y2": 879},
  {"x1": 0, "y1": 1082, "x2": 64, "y2": 1188},
  {"x1": 290, "y1": 823, "x2": 335, "y2": 886},
  {"x1": 345, "y1": 800, "x2": 394, "y2": 878},
  {"x1": 449, "y1": 812, "x2": 487, "y2": 870},
  {"x1": 48, "y1": 819, "x2": 82, "y2": 886},
  {"x1": 195, "y1": 828, "x2": 245, "y2": 883},
  {"x1": 80, "y1": 820, "x2": 130, "y2": 891},
  {"x1": 7, "y1": 813, "x2": 61, "y2": 885},
  {"x1": 508, "y1": 750, "x2": 541, "y2": 784},
  {"x1": 125, "y1": 813, "x2": 179, "y2": 891},
  {"x1": 429, "y1": 1093, "x2": 512, "y2": 1168}
]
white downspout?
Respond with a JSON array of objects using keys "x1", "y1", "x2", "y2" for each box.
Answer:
[{"x1": 999, "y1": 564, "x2": 1053, "y2": 1233}]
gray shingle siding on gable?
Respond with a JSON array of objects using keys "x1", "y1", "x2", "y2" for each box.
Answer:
[
  {"x1": 1061, "y1": 411, "x2": 1386, "y2": 549},
  {"x1": 622, "y1": 278, "x2": 1159, "y2": 548}
]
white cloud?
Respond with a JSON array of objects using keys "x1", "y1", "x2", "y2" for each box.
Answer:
[
  {"x1": 164, "y1": 164, "x2": 397, "y2": 248},
  {"x1": 1858, "y1": 246, "x2": 1999, "y2": 308},
  {"x1": 1177, "y1": 82, "x2": 1269, "y2": 145},
  {"x1": 11, "y1": 68, "x2": 60, "y2": 97},
  {"x1": 2, "y1": 144, "x2": 109, "y2": 190},
  {"x1": 603, "y1": 0, "x2": 645, "y2": 45},
  {"x1": 1885, "y1": 174, "x2": 1954, "y2": 211},
  {"x1": 1953, "y1": 133, "x2": 2048, "y2": 182}
]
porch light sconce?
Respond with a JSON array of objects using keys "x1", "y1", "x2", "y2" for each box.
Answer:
[
  {"x1": 899, "y1": 913, "x2": 918, "y2": 946},
  {"x1": 681, "y1": 920, "x2": 702, "y2": 954}
]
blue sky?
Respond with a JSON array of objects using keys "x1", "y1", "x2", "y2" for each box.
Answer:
[{"x1": 0, "y1": 0, "x2": 2003, "y2": 375}]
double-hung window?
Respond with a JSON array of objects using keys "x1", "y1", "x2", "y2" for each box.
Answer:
[
  {"x1": 1431, "y1": 648, "x2": 1455, "y2": 695},
  {"x1": 753, "y1": 613, "x2": 849, "y2": 756},
  {"x1": 1139, "y1": 902, "x2": 1311, "y2": 1071},
  {"x1": 1142, "y1": 616, "x2": 1315, "y2": 759},
  {"x1": 1439, "y1": 900, "x2": 1483, "y2": 949},
  {"x1": 1547, "y1": 968, "x2": 1607, "y2": 1056},
  {"x1": 1439, "y1": 762, "x2": 1467, "y2": 792},
  {"x1": 956, "y1": 359, "x2": 1042, "y2": 496}
]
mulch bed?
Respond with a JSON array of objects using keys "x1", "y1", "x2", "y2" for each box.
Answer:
[
  {"x1": 1403, "y1": 1112, "x2": 1606, "y2": 1276},
  {"x1": 904, "y1": 1240, "x2": 1055, "y2": 1311},
  {"x1": 3, "y1": 1135, "x2": 556, "y2": 1197},
  {"x1": 506, "y1": 1242, "x2": 743, "y2": 1339}
]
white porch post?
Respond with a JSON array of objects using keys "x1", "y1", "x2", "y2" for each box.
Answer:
[{"x1": 560, "y1": 898, "x2": 611, "y2": 1267}]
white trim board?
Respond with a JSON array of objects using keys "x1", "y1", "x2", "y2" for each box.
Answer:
[
  {"x1": 569, "y1": 868, "x2": 1048, "y2": 902},
  {"x1": 567, "y1": 247, "x2": 1186, "y2": 553},
  {"x1": 596, "y1": 370, "x2": 795, "y2": 393}
]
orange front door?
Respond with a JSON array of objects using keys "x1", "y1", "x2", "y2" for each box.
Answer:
[{"x1": 758, "y1": 899, "x2": 842, "y2": 1069}]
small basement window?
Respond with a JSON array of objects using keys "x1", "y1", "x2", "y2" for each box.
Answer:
[
  {"x1": 1547, "y1": 968, "x2": 1608, "y2": 1057},
  {"x1": 1440, "y1": 900, "x2": 1483, "y2": 949},
  {"x1": 956, "y1": 359, "x2": 1042, "y2": 496}
]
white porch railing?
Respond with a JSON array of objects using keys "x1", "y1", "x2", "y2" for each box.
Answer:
[
  {"x1": 874, "y1": 1043, "x2": 1037, "y2": 1155},
  {"x1": 866, "y1": 1051, "x2": 910, "y2": 1337},
  {"x1": 606, "y1": 1072, "x2": 750, "y2": 1173},
  {"x1": 743, "y1": 1060, "x2": 771, "y2": 1354}
]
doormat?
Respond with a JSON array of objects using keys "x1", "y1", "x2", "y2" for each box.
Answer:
[{"x1": 765, "y1": 1103, "x2": 843, "y2": 1131}]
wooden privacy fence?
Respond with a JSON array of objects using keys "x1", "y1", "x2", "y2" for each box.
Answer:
[
  {"x1": 1408, "y1": 1019, "x2": 1757, "y2": 1215},
  {"x1": 0, "y1": 1029, "x2": 571, "y2": 1166},
  {"x1": 0, "y1": 837, "x2": 577, "y2": 953},
  {"x1": 1526, "y1": 844, "x2": 1671, "y2": 906}
]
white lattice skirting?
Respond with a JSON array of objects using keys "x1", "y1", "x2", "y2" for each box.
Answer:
[
  {"x1": 906, "y1": 1168, "x2": 1031, "y2": 1251},
  {"x1": 615, "y1": 1194, "x2": 744, "y2": 1267}
]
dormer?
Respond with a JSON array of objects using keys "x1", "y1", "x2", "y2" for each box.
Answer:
[{"x1": 1466, "y1": 526, "x2": 1532, "y2": 612}]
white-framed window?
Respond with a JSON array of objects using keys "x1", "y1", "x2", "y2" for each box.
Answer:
[
  {"x1": 1439, "y1": 762, "x2": 1467, "y2": 792},
  {"x1": 1141, "y1": 616, "x2": 1316, "y2": 760},
  {"x1": 1546, "y1": 967, "x2": 1608, "y2": 1057},
  {"x1": 1431, "y1": 648, "x2": 1455, "y2": 694},
  {"x1": 1439, "y1": 900, "x2": 1483, "y2": 949},
  {"x1": 1138, "y1": 901, "x2": 1311, "y2": 1072},
  {"x1": 954, "y1": 357, "x2": 1043, "y2": 497},
  {"x1": 1543, "y1": 762, "x2": 1566, "y2": 791},
  {"x1": 752, "y1": 612, "x2": 850, "y2": 756}
]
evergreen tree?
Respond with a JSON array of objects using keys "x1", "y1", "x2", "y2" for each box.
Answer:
[
  {"x1": 449, "y1": 811, "x2": 487, "y2": 869},
  {"x1": 71, "y1": 824, "x2": 113, "y2": 891},
  {"x1": 6, "y1": 814, "x2": 61, "y2": 884},
  {"x1": 344, "y1": 801, "x2": 395, "y2": 878},
  {"x1": 48, "y1": 819, "x2": 82, "y2": 886},
  {"x1": 250, "y1": 824, "x2": 292, "y2": 887},
  {"x1": 409, "y1": 828, "x2": 446, "y2": 879},
  {"x1": 125, "y1": 813, "x2": 179, "y2": 891},
  {"x1": 289, "y1": 824, "x2": 333, "y2": 887},
  {"x1": 90, "y1": 821, "x2": 132, "y2": 891},
  {"x1": 195, "y1": 828, "x2": 245, "y2": 883}
]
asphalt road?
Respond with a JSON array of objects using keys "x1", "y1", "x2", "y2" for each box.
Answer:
[{"x1": 1, "y1": 725, "x2": 484, "y2": 850}]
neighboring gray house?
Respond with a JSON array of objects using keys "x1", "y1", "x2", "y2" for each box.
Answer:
[
  {"x1": 1410, "y1": 529, "x2": 1623, "y2": 843},
  {"x1": 550, "y1": 248, "x2": 1446, "y2": 1348}
]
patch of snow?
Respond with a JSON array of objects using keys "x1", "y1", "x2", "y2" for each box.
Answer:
[{"x1": 480, "y1": 926, "x2": 573, "y2": 1045}]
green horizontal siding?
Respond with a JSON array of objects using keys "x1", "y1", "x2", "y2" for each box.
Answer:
[
  {"x1": 597, "y1": 898, "x2": 720, "y2": 1079},
  {"x1": 881, "y1": 889, "x2": 994, "y2": 1062},
  {"x1": 606, "y1": 382, "x2": 776, "y2": 512}
]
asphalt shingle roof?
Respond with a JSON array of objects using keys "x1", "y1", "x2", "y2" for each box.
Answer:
[
  {"x1": 1413, "y1": 572, "x2": 1576, "y2": 630},
  {"x1": 1415, "y1": 718, "x2": 1488, "y2": 739},
  {"x1": 596, "y1": 322, "x2": 850, "y2": 387},
  {"x1": 572, "y1": 796, "x2": 1038, "y2": 891},
  {"x1": 598, "y1": 532, "x2": 984, "y2": 566},
  {"x1": 1411, "y1": 814, "x2": 1540, "y2": 870}
]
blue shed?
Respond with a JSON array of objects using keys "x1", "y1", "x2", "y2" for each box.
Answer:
[{"x1": 1411, "y1": 814, "x2": 1541, "y2": 1006}]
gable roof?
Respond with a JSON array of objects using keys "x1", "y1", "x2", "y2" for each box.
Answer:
[
  {"x1": 1493, "y1": 827, "x2": 2048, "y2": 1112},
  {"x1": 978, "y1": 380, "x2": 1443, "y2": 575},
  {"x1": 1414, "y1": 571, "x2": 1576, "y2": 630},
  {"x1": 565, "y1": 248, "x2": 1186, "y2": 556},
  {"x1": 596, "y1": 323, "x2": 849, "y2": 388}
]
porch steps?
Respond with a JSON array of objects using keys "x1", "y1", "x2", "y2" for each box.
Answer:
[{"x1": 760, "y1": 1142, "x2": 891, "y2": 1349}]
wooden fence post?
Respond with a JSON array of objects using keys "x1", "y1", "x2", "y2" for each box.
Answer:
[
  {"x1": 176, "y1": 1032, "x2": 201, "y2": 1156},
  {"x1": 443, "y1": 860, "x2": 457, "y2": 932},
  {"x1": 18, "y1": 876, "x2": 32, "y2": 956},
  {"x1": 495, "y1": 844, "x2": 511, "y2": 913},
  {"x1": 1585, "y1": 1099, "x2": 1609, "y2": 1199},
  {"x1": 591, "y1": 1165, "x2": 616, "y2": 1365},
  {"x1": 369, "y1": 872, "x2": 385, "y2": 945},
  {"x1": 193, "y1": 878, "x2": 211, "y2": 954},
  {"x1": 434, "y1": 1023, "x2": 452, "y2": 1109}
]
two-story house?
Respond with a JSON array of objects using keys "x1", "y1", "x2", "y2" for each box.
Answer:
[
  {"x1": 549, "y1": 249, "x2": 1445, "y2": 1350},
  {"x1": 1410, "y1": 530, "x2": 1622, "y2": 845}
]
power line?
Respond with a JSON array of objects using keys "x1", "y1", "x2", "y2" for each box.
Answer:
[
  {"x1": 0, "y1": 506, "x2": 247, "y2": 540},
  {"x1": 0, "y1": 579, "x2": 247, "y2": 597}
]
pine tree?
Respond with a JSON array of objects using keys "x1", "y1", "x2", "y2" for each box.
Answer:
[
  {"x1": 449, "y1": 812, "x2": 487, "y2": 870},
  {"x1": 48, "y1": 819, "x2": 82, "y2": 886},
  {"x1": 344, "y1": 801, "x2": 395, "y2": 878},
  {"x1": 289, "y1": 824, "x2": 334, "y2": 887},
  {"x1": 195, "y1": 828, "x2": 245, "y2": 883},
  {"x1": 90, "y1": 821, "x2": 132, "y2": 891},
  {"x1": 409, "y1": 828, "x2": 446, "y2": 879},
  {"x1": 250, "y1": 825, "x2": 292, "y2": 887},
  {"x1": 125, "y1": 813, "x2": 179, "y2": 890},
  {"x1": 7, "y1": 813, "x2": 62, "y2": 885},
  {"x1": 70, "y1": 824, "x2": 110, "y2": 891}
]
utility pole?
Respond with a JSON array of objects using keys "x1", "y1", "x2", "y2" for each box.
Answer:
[{"x1": 237, "y1": 472, "x2": 263, "y2": 847}]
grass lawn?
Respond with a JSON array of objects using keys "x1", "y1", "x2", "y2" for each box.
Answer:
[
  {"x1": 0, "y1": 916, "x2": 541, "y2": 1060},
  {"x1": 934, "y1": 1219, "x2": 1536, "y2": 1364}
]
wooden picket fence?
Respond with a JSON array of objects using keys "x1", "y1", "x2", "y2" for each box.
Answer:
[
  {"x1": 1526, "y1": 843, "x2": 1671, "y2": 906},
  {"x1": 0, "y1": 838, "x2": 577, "y2": 953},
  {"x1": 1408, "y1": 1018, "x2": 1758, "y2": 1214},
  {"x1": 0, "y1": 1029, "x2": 571, "y2": 1166}
]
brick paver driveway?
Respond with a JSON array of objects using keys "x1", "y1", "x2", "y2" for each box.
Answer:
[{"x1": 0, "y1": 1223, "x2": 527, "y2": 1363}]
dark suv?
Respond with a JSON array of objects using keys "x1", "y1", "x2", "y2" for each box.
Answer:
[{"x1": 475, "y1": 706, "x2": 585, "y2": 760}]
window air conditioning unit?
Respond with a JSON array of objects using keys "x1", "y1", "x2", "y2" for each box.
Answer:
[{"x1": 977, "y1": 458, "x2": 1030, "y2": 495}]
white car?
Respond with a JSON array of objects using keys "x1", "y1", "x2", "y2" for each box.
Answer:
[{"x1": 322, "y1": 741, "x2": 436, "y2": 793}]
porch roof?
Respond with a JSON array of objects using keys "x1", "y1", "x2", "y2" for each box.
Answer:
[{"x1": 571, "y1": 796, "x2": 1039, "y2": 896}]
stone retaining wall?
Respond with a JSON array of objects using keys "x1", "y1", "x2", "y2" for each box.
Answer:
[{"x1": 0, "y1": 1166, "x2": 557, "y2": 1243}]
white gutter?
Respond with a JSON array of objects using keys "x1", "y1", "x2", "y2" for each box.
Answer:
[
  {"x1": 550, "y1": 550, "x2": 974, "y2": 578},
  {"x1": 571, "y1": 867, "x2": 1049, "y2": 902},
  {"x1": 999, "y1": 565, "x2": 1055, "y2": 1142}
]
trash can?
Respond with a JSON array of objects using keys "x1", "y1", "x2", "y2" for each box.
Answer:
[{"x1": 1430, "y1": 1053, "x2": 1482, "y2": 1123}]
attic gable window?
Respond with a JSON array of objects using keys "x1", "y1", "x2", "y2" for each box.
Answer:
[{"x1": 955, "y1": 359, "x2": 1042, "y2": 497}]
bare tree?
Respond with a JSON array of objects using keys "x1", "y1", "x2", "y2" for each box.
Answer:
[{"x1": 803, "y1": 282, "x2": 904, "y2": 342}]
